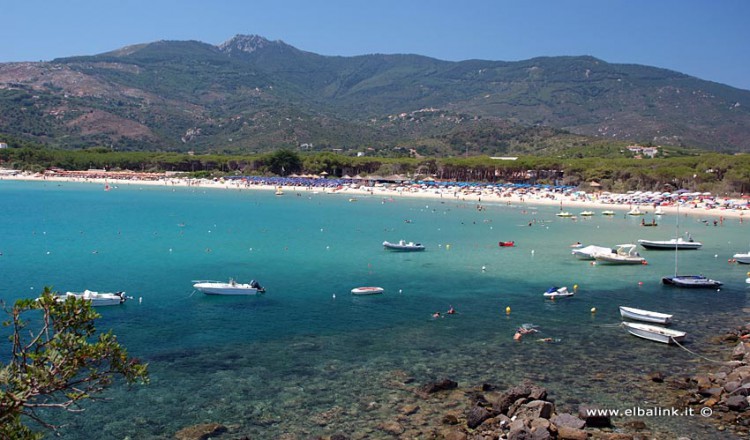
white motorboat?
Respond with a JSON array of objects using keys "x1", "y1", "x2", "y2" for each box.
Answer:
[
  {"x1": 579, "y1": 211, "x2": 594, "y2": 216},
  {"x1": 193, "y1": 279, "x2": 265, "y2": 295},
  {"x1": 351, "y1": 286, "x2": 384, "y2": 295},
  {"x1": 556, "y1": 211, "x2": 573, "y2": 218},
  {"x1": 733, "y1": 252, "x2": 750, "y2": 264},
  {"x1": 543, "y1": 286, "x2": 573, "y2": 299},
  {"x1": 593, "y1": 244, "x2": 646, "y2": 265},
  {"x1": 55, "y1": 290, "x2": 131, "y2": 306},
  {"x1": 622, "y1": 322, "x2": 686, "y2": 344},
  {"x1": 601, "y1": 210, "x2": 616, "y2": 216},
  {"x1": 637, "y1": 237, "x2": 702, "y2": 250},
  {"x1": 571, "y1": 245, "x2": 613, "y2": 260},
  {"x1": 619, "y1": 306, "x2": 673, "y2": 325},
  {"x1": 382, "y1": 240, "x2": 425, "y2": 251}
]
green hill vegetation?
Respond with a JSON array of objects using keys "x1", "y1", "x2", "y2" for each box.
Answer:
[{"x1": 1, "y1": 35, "x2": 749, "y2": 155}]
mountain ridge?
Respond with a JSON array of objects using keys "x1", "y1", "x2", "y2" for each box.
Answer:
[{"x1": 0, "y1": 34, "x2": 748, "y2": 154}]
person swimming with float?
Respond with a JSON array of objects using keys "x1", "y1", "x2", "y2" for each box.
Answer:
[{"x1": 513, "y1": 325, "x2": 538, "y2": 341}]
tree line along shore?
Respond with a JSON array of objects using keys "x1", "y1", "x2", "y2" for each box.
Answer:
[{"x1": 1, "y1": 147, "x2": 749, "y2": 196}]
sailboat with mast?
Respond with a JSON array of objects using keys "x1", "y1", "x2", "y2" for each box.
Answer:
[{"x1": 661, "y1": 204, "x2": 722, "y2": 288}]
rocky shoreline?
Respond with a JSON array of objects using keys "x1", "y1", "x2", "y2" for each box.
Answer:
[
  {"x1": 173, "y1": 378, "x2": 686, "y2": 439},
  {"x1": 675, "y1": 323, "x2": 750, "y2": 437},
  {"x1": 170, "y1": 324, "x2": 750, "y2": 440}
]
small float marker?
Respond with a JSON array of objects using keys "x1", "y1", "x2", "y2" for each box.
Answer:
[
  {"x1": 505, "y1": 306, "x2": 511, "y2": 315},
  {"x1": 590, "y1": 307, "x2": 597, "y2": 314}
]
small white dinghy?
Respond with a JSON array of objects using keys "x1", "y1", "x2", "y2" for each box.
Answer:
[
  {"x1": 622, "y1": 322, "x2": 686, "y2": 344},
  {"x1": 619, "y1": 306, "x2": 673, "y2": 325},
  {"x1": 351, "y1": 286, "x2": 384, "y2": 295}
]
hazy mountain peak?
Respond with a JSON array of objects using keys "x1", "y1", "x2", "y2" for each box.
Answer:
[{"x1": 218, "y1": 34, "x2": 287, "y2": 55}]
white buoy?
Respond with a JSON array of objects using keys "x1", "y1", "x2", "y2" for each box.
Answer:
[
  {"x1": 139, "y1": 297, "x2": 143, "y2": 304},
  {"x1": 399, "y1": 289, "x2": 402, "y2": 294}
]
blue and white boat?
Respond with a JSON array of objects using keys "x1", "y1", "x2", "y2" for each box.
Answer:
[{"x1": 543, "y1": 286, "x2": 573, "y2": 298}]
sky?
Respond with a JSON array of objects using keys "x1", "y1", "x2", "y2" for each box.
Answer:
[{"x1": 2, "y1": 0, "x2": 749, "y2": 90}]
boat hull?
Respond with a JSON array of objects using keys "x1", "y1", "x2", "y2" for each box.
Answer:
[
  {"x1": 619, "y1": 306, "x2": 672, "y2": 325},
  {"x1": 383, "y1": 241, "x2": 425, "y2": 251},
  {"x1": 661, "y1": 275, "x2": 722, "y2": 288},
  {"x1": 593, "y1": 255, "x2": 645, "y2": 264},
  {"x1": 622, "y1": 322, "x2": 685, "y2": 344},
  {"x1": 733, "y1": 253, "x2": 750, "y2": 264},
  {"x1": 637, "y1": 239, "x2": 702, "y2": 250},
  {"x1": 193, "y1": 280, "x2": 265, "y2": 295},
  {"x1": 351, "y1": 286, "x2": 384, "y2": 295},
  {"x1": 196, "y1": 287, "x2": 264, "y2": 295}
]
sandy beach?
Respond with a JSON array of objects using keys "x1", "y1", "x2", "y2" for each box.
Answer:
[{"x1": 3, "y1": 170, "x2": 748, "y2": 220}]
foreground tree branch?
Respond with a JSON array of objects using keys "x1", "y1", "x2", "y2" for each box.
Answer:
[{"x1": 1, "y1": 287, "x2": 149, "y2": 439}]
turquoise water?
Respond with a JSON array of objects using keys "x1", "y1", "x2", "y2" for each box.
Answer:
[{"x1": 1, "y1": 180, "x2": 748, "y2": 439}]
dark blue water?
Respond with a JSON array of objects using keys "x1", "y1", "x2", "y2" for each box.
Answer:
[{"x1": 1, "y1": 180, "x2": 746, "y2": 439}]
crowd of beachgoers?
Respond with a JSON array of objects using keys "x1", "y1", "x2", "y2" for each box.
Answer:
[{"x1": 3, "y1": 169, "x2": 749, "y2": 219}]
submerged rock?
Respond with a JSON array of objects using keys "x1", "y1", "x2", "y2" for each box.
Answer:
[
  {"x1": 495, "y1": 381, "x2": 547, "y2": 414},
  {"x1": 174, "y1": 423, "x2": 227, "y2": 440},
  {"x1": 420, "y1": 378, "x2": 458, "y2": 395}
]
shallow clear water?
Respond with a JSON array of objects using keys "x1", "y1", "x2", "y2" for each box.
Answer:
[{"x1": 1, "y1": 180, "x2": 748, "y2": 439}]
